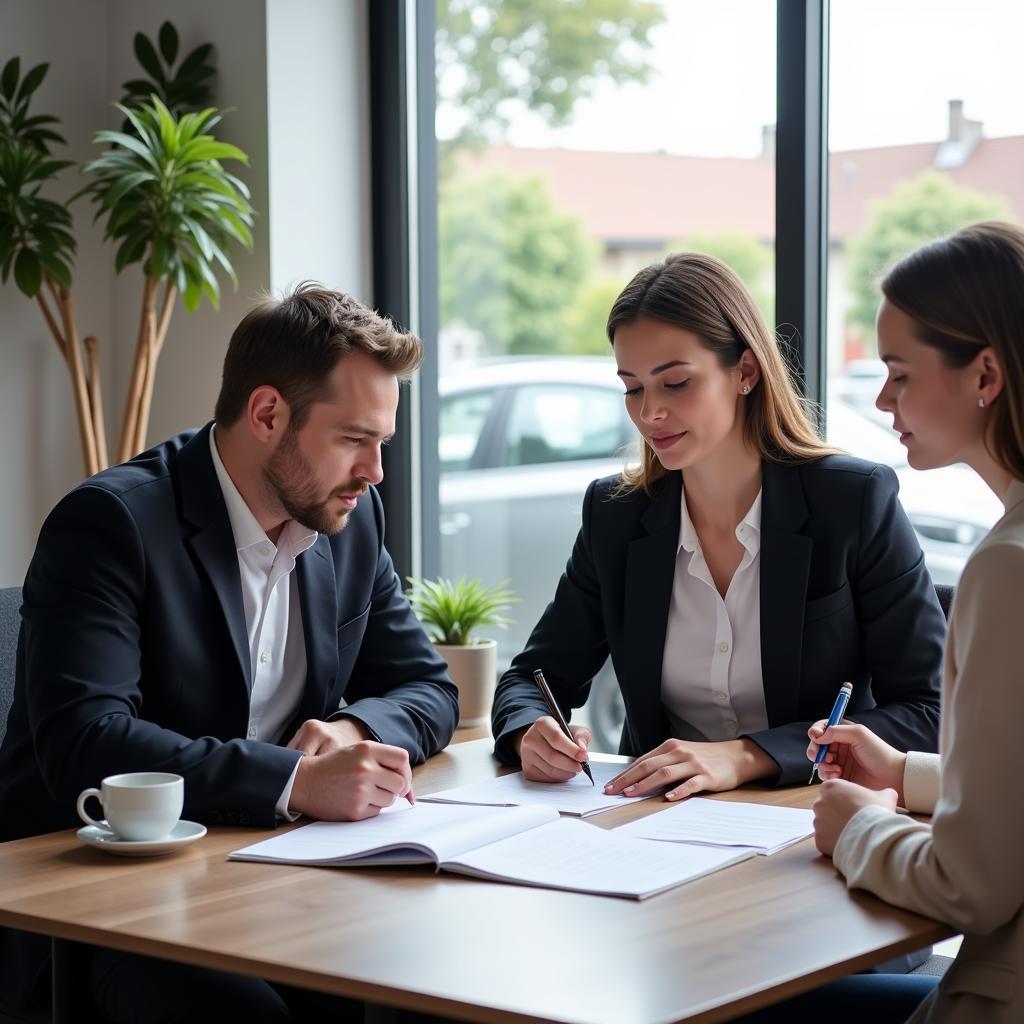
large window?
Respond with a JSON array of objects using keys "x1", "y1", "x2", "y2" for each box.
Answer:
[
  {"x1": 825, "y1": 0, "x2": 1019, "y2": 583},
  {"x1": 433, "y1": 1, "x2": 777, "y2": 714}
]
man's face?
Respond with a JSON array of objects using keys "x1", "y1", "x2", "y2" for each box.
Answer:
[{"x1": 263, "y1": 350, "x2": 399, "y2": 535}]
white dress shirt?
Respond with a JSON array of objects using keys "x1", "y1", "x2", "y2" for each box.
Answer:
[
  {"x1": 209, "y1": 428, "x2": 317, "y2": 817},
  {"x1": 660, "y1": 483, "x2": 770, "y2": 742}
]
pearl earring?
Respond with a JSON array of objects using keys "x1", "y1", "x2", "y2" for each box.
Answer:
[
  {"x1": 742, "y1": 385, "x2": 750, "y2": 395},
  {"x1": 979, "y1": 397, "x2": 986, "y2": 408}
]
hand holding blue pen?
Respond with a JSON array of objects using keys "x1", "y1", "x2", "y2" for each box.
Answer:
[{"x1": 808, "y1": 682, "x2": 853, "y2": 784}]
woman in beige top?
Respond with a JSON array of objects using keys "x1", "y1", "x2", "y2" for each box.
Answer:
[{"x1": 804, "y1": 221, "x2": 1024, "y2": 1023}]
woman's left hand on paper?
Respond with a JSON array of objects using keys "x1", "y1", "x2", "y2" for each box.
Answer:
[
  {"x1": 812, "y1": 778, "x2": 898, "y2": 857},
  {"x1": 602, "y1": 738, "x2": 778, "y2": 800}
]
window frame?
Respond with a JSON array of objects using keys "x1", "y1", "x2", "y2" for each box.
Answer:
[{"x1": 369, "y1": 0, "x2": 831, "y2": 569}]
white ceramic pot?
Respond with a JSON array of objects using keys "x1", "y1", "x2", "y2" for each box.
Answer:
[{"x1": 435, "y1": 639, "x2": 497, "y2": 728}]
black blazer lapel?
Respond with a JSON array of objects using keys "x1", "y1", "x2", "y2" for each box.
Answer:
[
  {"x1": 178, "y1": 423, "x2": 252, "y2": 696},
  {"x1": 759, "y1": 461, "x2": 812, "y2": 726},
  {"x1": 292, "y1": 536, "x2": 339, "y2": 725},
  {"x1": 623, "y1": 472, "x2": 681, "y2": 751}
]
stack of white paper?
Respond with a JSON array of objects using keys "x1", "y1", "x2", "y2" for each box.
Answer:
[
  {"x1": 614, "y1": 798, "x2": 815, "y2": 855},
  {"x1": 421, "y1": 761, "x2": 658, "y2": 817},
  {"x1": 229, "y1": 801, "x2": 753, "y2": 899}
]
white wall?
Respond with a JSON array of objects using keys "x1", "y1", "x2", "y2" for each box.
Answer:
[
  {"x1": 106, "y1": 0, "x2": 272, "y2": 451},
  {"x1": 266, "y1": 0, "x2": 372, "y2": 302},
  {"x1": 0, "y1": 0, "x2": 114, "y2": 584},
  {"x1": 0, "y1": 0, "x2": 371, "y2": 584}
]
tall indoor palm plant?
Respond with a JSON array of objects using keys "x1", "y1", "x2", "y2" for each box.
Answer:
[
  {"x1": 0, "y1": 51, "x2": 253, "y2": 476},
  {"x1": 80, "y1": 97, "x2": 254, "y2": 465}
]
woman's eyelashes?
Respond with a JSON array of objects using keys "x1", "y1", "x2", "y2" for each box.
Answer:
[{"x1": 621, "y1": 379, "x2": 691, "y2": 398}]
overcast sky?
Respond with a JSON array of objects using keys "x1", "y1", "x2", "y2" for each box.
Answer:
[{"x1": 443, "y1": 0, "x2": 1024, "y2": 156}]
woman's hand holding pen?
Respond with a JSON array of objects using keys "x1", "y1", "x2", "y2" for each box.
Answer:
[
  {"x1": 603, "y1": 738, "x2": 777, "y2": 801},
  {"x1": 516, "y1": 718, "x2": 593, "y2": 782},
  {"x1": 806, "y1": 720, "x2": 907, "y2": 801}
]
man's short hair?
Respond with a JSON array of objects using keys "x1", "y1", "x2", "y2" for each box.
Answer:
[{"x1": 214, "y1": 282, "x2": 423, "y2": 428}]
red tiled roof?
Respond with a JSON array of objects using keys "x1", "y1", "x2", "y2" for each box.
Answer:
[{"x1": 457, "y1": 137, "x2": 1024, "y2": 245}]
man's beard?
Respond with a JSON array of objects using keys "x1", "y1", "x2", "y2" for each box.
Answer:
[{"x1": 263, "y1": 429, "x2": 366, "y2": 536}]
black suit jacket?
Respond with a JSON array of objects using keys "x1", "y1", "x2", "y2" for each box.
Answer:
[
  {"x1": 492, "y1": 456, "x2": 944, "y2": 784},
  {"x1": 0, "y1": 425, "x2": 458, "y2": 1008}
]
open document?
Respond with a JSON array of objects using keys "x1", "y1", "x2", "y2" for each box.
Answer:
[
  {"x1": 615, "y1": 798, "x2": 814, "y2": 855},
  {"x1": 230, "y1": 801, "x2": 753, "y2": 899},
  {"x1": 421, "y1": 761, "x2": 658, "y2": 817}
]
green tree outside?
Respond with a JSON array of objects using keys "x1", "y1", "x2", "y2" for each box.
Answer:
[
  {"x1": 563, "y1": 276, "x2": 625, "y2": 355},
  {"x1": 667, "y1": 231, "x2": 774, "y2": 326},
  {"x1": 846, "y1": 171, "x2": 1009, "y2": 341},
  {"x1": 436, "y1": 0, "x2": 665, "y2": 150},
  {"x1": 439, "y1": 171, "x2": 595, "y2": 356}
]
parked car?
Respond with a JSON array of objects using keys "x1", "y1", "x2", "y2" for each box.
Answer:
[{"x1": 439, "y1": 357, "x2": 1002, "y2": 749}]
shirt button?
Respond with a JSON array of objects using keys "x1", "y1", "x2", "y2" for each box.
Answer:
[
  {"x1": 259, "y1": 545, "x2": 271, "y2": 557},
  {"x1": 247, "y1": 725, "x2": 257, "y2": 738},
  {"x1": 260, "y1": 650, "x2": 270, "y2": 664},
  {"x1": 719, "y1": 642, "x2": 729, "y2": 653},
  {"x1": 716, "y1": 692, "x2": 728, "y2": 702}
]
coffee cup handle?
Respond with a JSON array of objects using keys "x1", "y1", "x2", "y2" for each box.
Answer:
[{"x1": 76, "y1": 788, "x2": 108, "y2": 831}]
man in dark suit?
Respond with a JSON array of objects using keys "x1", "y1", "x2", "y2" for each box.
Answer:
[{"x1": 0, "y1": 284, "x2": 458, "y2": 1021}]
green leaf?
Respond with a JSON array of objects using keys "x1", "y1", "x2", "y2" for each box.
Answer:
[
  {"x1": 15, "y1": 63, "x2": 49, "y2": 104},
  {"x1": 1, "y1": 58, "x2": 19, "y2": 102},
  {"x1": 114, "y1": 232, "x2": 148, "y2": 272},
  {"x1": 18, "y1": 114, "x2": 61, "y2": 129},
  {"x1": 121, "y1": 78, "x2": 157, "y2": 97},
  {"x1": 104, "y1": 169, "x2": 156, "y2": 207},
  {"x1": 179, "y1": 139, "x2": 248, "y2": 165},
  {"x1": 0, "y1": 221, "x2": 15, "y2": 262},
  {"x1": 13, "y1": 247, "x2": 42, "y2": 296},
  {"x1": 38, "y1": 249, "x2": 72, "y2": 289},
  {"x1": 176, "y1": 44, "x2": 213, "y2": 79},
  {"x1": 133, "y1": 32, "x2": 166, "y2": 85},
  {"x1": 158, "y1": 22, "x2": 179, "y2": 65},
  {"x1": 92, "y1": 130, "x2": 161, "y2": 172}
]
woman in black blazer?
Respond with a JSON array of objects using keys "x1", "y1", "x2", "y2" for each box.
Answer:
[{"x1": 491, "y1": 252, "x2": 944, "y2": 796}]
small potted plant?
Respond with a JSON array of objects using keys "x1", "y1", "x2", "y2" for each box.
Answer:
[{"x1": 406, "y1": 576, "x2": 518, "y2": 728}]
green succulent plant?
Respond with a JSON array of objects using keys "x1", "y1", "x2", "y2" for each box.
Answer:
[{"x1": 406, "y1": 577, "x2": 518, "y2": 646}]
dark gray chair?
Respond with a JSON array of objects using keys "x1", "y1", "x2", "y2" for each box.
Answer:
[
  {"x1": 0, "y1": 587, "x2": 50, "y2": 1024},
  {"x1": 0, "y1": 586, "x2": 23, "y2": 750},
  {"x1": 934, "y1": 583, "x2": 954, "y2": 621}
]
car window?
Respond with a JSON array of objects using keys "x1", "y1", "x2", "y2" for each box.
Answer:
[
  {"x1": 439, "y1": 390, "x2": 495, "y2": 471},
  {"x1": 825, "y1": 397, "x2": 908, "y2": 468},
  {"x1": 503, "y1": 385, "x2": 626, "y2": 467}
]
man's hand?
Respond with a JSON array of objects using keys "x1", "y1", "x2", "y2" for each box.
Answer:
[
  {"x1": 288, "y1": 740, "x2": 412, "y2": 821},
  {"x1": 286, "y1": 716, "x2": 372, "y2": 756},
  {"x1": 813, "y1": 778, "x2": 898, "y2": 857},
  {"x1": 806, "y1": 720, "x2": 907, "y2": 801},
  {"x1": 603, "y1": 738, "x2": 778, "y2": 800},
  {"x1": 515, "y1": 717, "x2": 593, "y2": 782}
]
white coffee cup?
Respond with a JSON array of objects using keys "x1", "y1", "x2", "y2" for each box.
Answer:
[{"x1": 76, "y1": 772, "x2": 184, "y2": 841}]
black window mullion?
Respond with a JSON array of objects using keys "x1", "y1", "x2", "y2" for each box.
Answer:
[
  {"x1": 368, "y1": 0, "x2": 440, "y2": 582},
  {"x1": 775, "y1": 0, "x2": 830, "y2": 411}
]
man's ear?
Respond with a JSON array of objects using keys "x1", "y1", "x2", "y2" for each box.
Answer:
[{"x1": 247, "y1": 386, "x2": 289, "y2": 443}]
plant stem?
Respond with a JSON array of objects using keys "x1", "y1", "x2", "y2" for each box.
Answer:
[
  {"x1": 119, "y1": 276, "x2": 159, "y2": 464},
  {"x1": 84, "y1": 336, "x2": 109, "y2": 471},
  {"x1": 34, "y1": 291, "x2": 67, "y2": 361},
  {"x1": 133, "y1": 307, "x2": 158, "y2": 455},
  {"x1": 53, "y1": 284, "x2": 99, "y2": 477}
]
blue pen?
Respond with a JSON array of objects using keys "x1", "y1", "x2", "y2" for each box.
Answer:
[{"x1": 808, "y1": 682, "x2": 854, "y2": 784}]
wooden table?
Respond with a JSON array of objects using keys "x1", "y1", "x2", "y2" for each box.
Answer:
[{"x1": 0, "y1": 739, "x2": 951, "y2": 1024}]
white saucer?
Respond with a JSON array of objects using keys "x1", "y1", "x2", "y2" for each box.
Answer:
[{"x1": 76, "y1": 819, "x2": 207, "y2": 857}]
